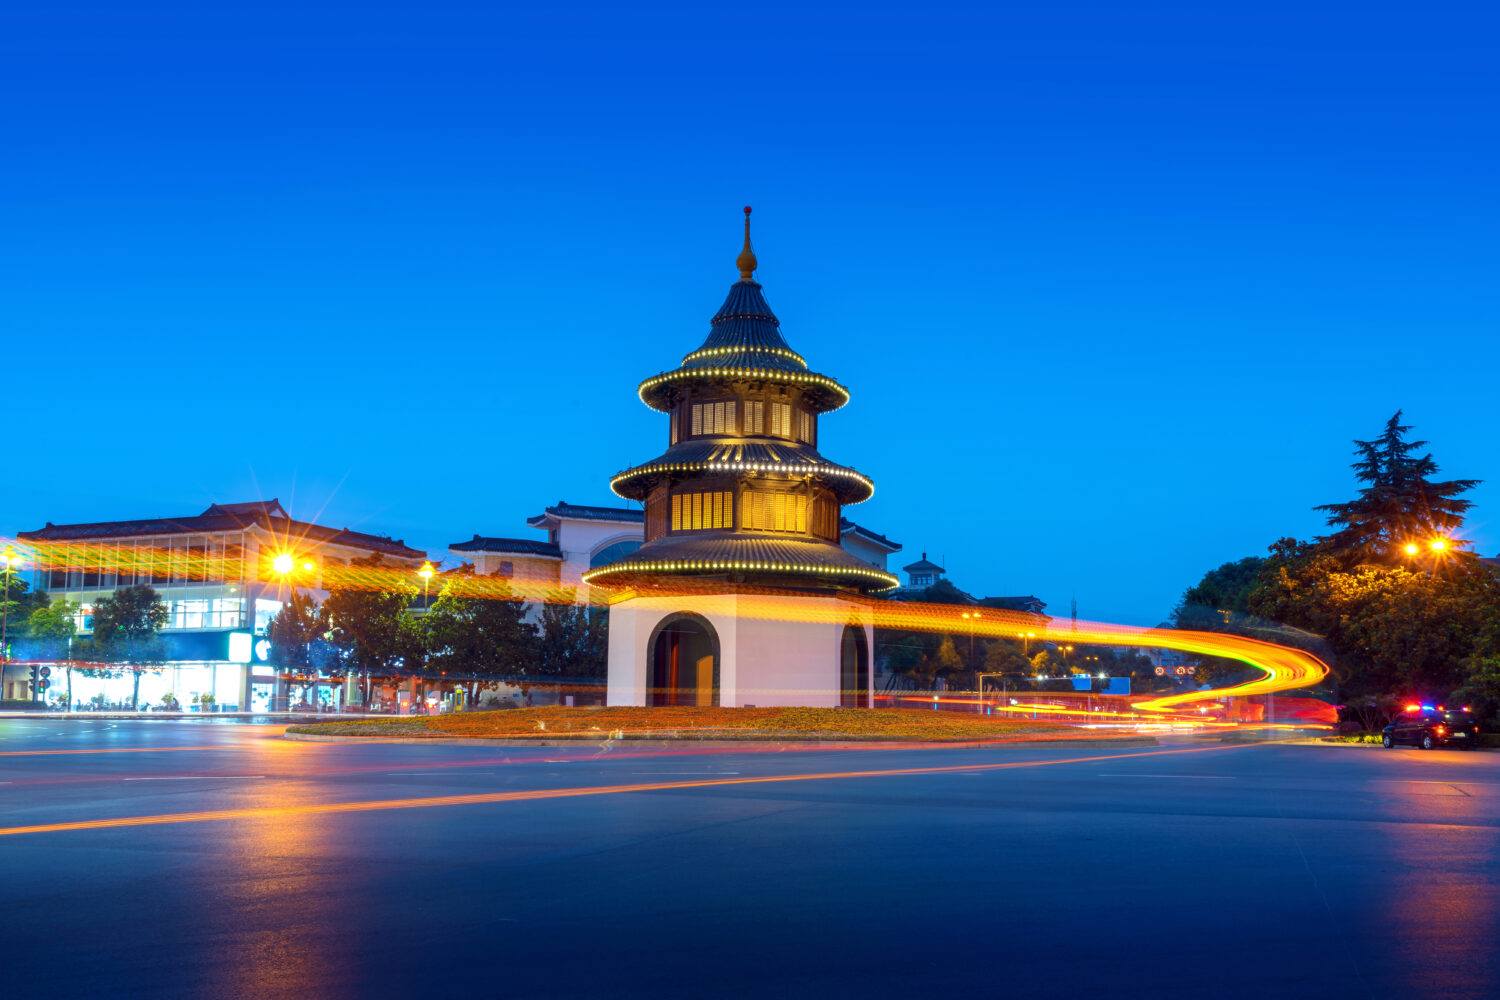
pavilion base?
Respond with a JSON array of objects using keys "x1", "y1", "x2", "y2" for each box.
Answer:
[{"x1": 606, "y1": 591, "x2": 874, "y2": 708}]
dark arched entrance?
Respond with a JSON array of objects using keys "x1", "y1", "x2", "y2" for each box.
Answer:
[
  {"x1": 840, "y1": 623, "x2": 869, "y2": 709},
  {"x1": 649, "y1": 614, "x2": 720, "y2": 707}
]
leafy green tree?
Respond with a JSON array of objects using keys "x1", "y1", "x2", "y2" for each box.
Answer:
[
  {"x1": 324, "y1": 557, "x2": 421, "y2": 708},
  {"x1": 27, "y1": 599, "x2": 78, "y2": 708},
  {"x1": 1249, "y1": 537, "x2": 1498, "y2": 701},
  {"x1": 1174, "y1": 557, "x2": 1265, "y2": 631},
  {"x1": 266, "y1": 591, "x2": 334, "y2": 705},
  {"x1": 535, "y1": 590, "x2": 607, "y2": 679},
  {"x1": 91, "y1": 584, "x2": 168, "y2": 710},
  {"x1": 1315, "y1": 411, "x2": 1479, "y2": 562},
  {"x1": 425, "y1": 570, "x2": 538, "y2": 693}
]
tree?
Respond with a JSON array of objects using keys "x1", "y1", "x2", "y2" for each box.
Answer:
[
  {"x1": 1315, "y1": 411, "x2": 1479, "y2": 563},
  {"x1": 535, "y1": 590, "x2": 608, "y2": 680},
  {"x1": 323, "y1": 555, "x2": 421, "y2": 707},
  {"x1": 1174, "y1": 557, "x2": 1265, "y2": 631},
  {"x1": 1171, "y1": 557, "x2": 1269, "y2": 682},
  {"x1": 2, "y1": 574, "x2": 49, "y2": 647},
  {"x1": 27, "y1": 598, "x2": 78, "y2": 708},
  {"x1": 91, "y1": 584, "x2": 168, "y2": 710},
  {"x1": 424, "y1": 570, "x2": 538, "y2": 700},
  {"x1": 266, "y1": 591, "x2": 333, "y2": 706},
  {"x1": 1249, "y1": 537, "x2": 1498, "y2": 703}
]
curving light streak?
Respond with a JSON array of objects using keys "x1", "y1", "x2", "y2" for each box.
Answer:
[{"x1": 7, "y1": 537, "x2": 1330, "y2": 714}]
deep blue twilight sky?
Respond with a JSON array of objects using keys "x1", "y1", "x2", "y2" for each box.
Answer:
[{"x1": 3, "y1": 3, "x2": 1497, "y2": 626}]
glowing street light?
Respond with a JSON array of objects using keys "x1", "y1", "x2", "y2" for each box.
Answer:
[
  {"x1": 1430, "y1": 537, "x2": 1447, "y2": 552},
  {"x1": 272, "y1": 552, "x2": 295, "y2": 576},
  {"x1": 418, "y1": 562, "x2": 435, "y2": 609},
  {"x1": 1404, "y1": 543, "x2": 1419, "y2": 555}
]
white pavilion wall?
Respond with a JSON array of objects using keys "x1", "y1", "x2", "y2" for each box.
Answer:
[{"x1": 606, "y1": 592, "x2": 874, "y2": 709}]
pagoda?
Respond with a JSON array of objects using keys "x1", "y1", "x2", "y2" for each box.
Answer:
[{"x1": 587, "y1": 208, "x2": 896, "y2": 708}]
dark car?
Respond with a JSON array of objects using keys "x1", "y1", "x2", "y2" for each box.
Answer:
[{"x1": 1383, "y1": 706, "x2": 1480, "y2": 750}]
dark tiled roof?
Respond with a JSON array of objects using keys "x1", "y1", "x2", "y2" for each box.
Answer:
[
  {"x1": 526, "y1": 502, "x2": 644, "y2": 528},
  {"x1": 586, "y1": 532, "x2": 898, "y2": 593},
  {"x1": 680, "y1": 281, "x2": 806, "y2": 374},
  {"x1": 903, "y1": 556, "x2": 945, "y2": 573},
  {"x1": 637, "y1": 279, "x2": 850, "y2": 414},
  {"x1": 839, "y1": 518, "x2": 901, "y2": 552},
  {"x1": 979, "y1": 595, "x2": 1048, "y2": 614},
  {"x1": 611, "y1": 439, "x2": 873, "y2": 505},
  {"x1": 449, "y1": 535, "x2": 562, "y2": 558},
  {"x1": 18, "y1": 500, "x2": 425, "y2": 559}
]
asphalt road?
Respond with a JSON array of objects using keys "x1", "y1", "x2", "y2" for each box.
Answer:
[{"x1": 1, "y1": 720, "x2": 1496, "y2": 1000}]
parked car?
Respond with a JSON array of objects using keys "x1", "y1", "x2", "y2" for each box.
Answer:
[{"x1": 1382, "y1": 705, "x2": 1480, "y2": 750}]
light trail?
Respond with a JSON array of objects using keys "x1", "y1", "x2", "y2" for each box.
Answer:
[
  {"x1": 6, "y1": 537, "x2": 1331, "y2": 716},
  {"x1": 0, "y1": 746, "x2": 239, "y2": 757},
  {"x1": 0, "y1": 740, "x2": 1271, "y2": 837}
]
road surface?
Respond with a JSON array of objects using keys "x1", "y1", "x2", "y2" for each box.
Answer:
[{"x1": 1, "y1": 718, "x2": 1495, "y2": 999}]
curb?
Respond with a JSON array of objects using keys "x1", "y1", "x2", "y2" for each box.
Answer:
[{"x1": 281, "y1": 732, "x2": 1160, "y2": 750}]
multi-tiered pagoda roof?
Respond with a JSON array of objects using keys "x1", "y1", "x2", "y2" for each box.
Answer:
[{"x1": 584, "y1": 208, "x2": 898, "y2": 594}]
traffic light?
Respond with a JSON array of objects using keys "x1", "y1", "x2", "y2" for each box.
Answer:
[{"x1": 29, "y1": 664, "x2": 38, "y2": 701}]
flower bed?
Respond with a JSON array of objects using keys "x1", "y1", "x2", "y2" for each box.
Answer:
[{"x1": 287, "y1": 706, "x2": 1100, "y2": 742}]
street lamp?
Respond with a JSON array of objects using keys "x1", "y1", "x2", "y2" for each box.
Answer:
[
  {"x1": 418, "y1": 562, "x2": 435, "y2": 607},
  {"x1": 1430, "y1": 538, "x2": 1447, "y2": 552},
  {"x1": 961, "y1": 611, "x2": 981, "y2": 700},
  {"x1": 1, "y1": 547, "x2": 25, "y2": 695}
]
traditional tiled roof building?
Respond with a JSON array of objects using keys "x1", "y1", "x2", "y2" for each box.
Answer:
[
  {"x1": 593, "y1": 210, "x2": 885, "y2": 708},
  {"x1": 584, "y1": 208, "x2": 897, "y2": 596}
]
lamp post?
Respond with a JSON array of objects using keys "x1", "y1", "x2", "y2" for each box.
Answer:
[
  {"x1": 962, "y1": 611, "x2": 981, "y2": 708},
  {"x1": 418, "y1": 562, "x2": 434, "y2": 608},
  {"x1": 1, "y1": 547, "x2": 24, "y2": 698}
]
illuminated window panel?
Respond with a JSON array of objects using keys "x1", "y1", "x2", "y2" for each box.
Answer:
[
  {"x1": 690, "y1": 400, "x2": 737, "y2": 436},
  {"x1": 770, "y1": 401, "x2": 791, "y2": 437},
  {"x1": 670, "y1": 491, "x2": 734, "y2": 531}
]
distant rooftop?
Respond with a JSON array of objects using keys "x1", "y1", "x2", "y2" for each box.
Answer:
[
  {"x1": 449, "y1": 535, "x2": 563, "y2": 559},
  {"x1": 18, "y1": 499, "x2": 425, "y2": 559},
  {"x1": 527, "y1": 501, "x2": 644, "y2": 528},
  {"x1": 840, "y1": 518, "x2": 901, "y2": 552}
]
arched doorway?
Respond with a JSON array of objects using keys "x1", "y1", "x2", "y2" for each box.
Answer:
[
  {"x1": 649, "y1": 614, "x2": 719, "y2": 707},
  {"x1": 840, "y1": 624, "x2": 869, "y2": 709}
]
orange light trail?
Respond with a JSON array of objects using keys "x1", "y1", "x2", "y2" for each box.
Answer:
[
  {"x1": 6, "y1": 537, "x2": 1331, "y2": 716},
  {"x1": 0, "y1": 740, "x2": 1271, "y2": 837}
]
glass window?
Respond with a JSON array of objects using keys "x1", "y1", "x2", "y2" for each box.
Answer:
[
  {"x1": 224, "y1": 538, "x2": 244, "y2": 583},
  {"x1": 187, "y1": 536, "x2": 207, "y2": 584},
  {"x1": 177, "y1": 599, "x2": 209, "y2": 629},
  {"x1": 171, "y1": 537, "x2": 188, "y2": 584},
  {"x1": 99, "y1": 541, "x2": 116, "y2": 589},
  {"x1": 151, "y1": 540, "x2": 170, "y2": 585},
  {"x1": 590, "y1": 540, "x2": 643, "y2": 568},
  {"x1": 116, "y1": 541, "x2": 134, "y2": 587},
  {"x1": 746, "y1": 399, "x2": 763, "y2": 435},
  {"x1": 254, "y1": 599, "x2": 283, "y2": 635},
  {"x1": 82, "y1": 541, "x2": 100, "y2": 588}
]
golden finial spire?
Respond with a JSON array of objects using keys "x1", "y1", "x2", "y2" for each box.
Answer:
[{"x1": 736, "y1": 205, "x2": 757, "y2": 281}]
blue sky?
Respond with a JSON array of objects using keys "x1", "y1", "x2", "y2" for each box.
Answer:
[{"x1": 4, "y1": 2, "x2": 1497, "y2": 625}]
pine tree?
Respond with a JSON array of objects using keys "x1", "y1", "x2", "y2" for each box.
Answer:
[{"x1": 1315, "y1": 411, "x2": 1479, "y2": 561}]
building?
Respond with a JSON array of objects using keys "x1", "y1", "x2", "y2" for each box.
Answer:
[
  {"x1": 11, "y1": 499, "x2": 426, "y2": 709},
  {"x1": 584, "y1": 208, "x2": 898, "y2": 707},
  {"x1": 900, "y1": 553, "x2": 947, "y2": 590},
  {"x1": 449, "y1": 507, "x2": 899, "y2": 607},
  {"x1": 448, "y1": 502, "x2": 646, "y2": 605}
]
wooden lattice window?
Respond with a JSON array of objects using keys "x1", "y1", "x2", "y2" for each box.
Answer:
[
  {"x1": 744, "y1": 491, "x2": 808, "y2": 533},
  {"x1": 670, "y1": 491, "x2": 734, "y2": 531},
  {"x1": 690, "y1": 401, "x2": 736, "y2": 436}
]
